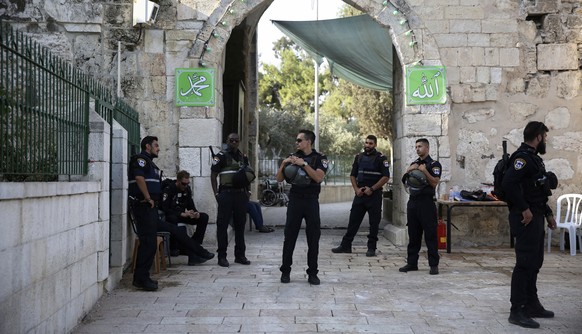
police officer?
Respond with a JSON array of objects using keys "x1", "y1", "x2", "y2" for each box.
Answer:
[
  {"x1": 161, "y1": 170, "x2": 209, "y2": 247},
  {"x1": 399, "y1": 138, "x2": 441, "y2": 275},
  {"x1": 332, "y1": 135, "x2": 390, "y2": 257},
  {"x1": 276, "y1": 129, "x2": 328, "y2": 285},
  {"x1": 128, "y1": 136, "x2": 162, "y2": 291},
  {"x1": 502, "y1": 121, "x2": 557, "y2": 329},
  {"x1": 210, "y1": 133, "x2": 251, "y2": 267}
]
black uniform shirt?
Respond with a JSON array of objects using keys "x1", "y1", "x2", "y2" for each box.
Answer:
[
  {"x1": 161, "y1": 182, "x2": 197, "y2": 223},
  {"x1": 502, "y1": 143, "x2": 552, "y2": 215}
]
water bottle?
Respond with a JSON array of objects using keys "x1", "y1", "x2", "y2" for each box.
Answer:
[{"x1": 449, "y1": 188, "x2": 454, "y2": 202}]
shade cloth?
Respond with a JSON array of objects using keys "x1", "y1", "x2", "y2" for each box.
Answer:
[{"x1": 273, "y1": 15, "x2": 393, "y2": 91}]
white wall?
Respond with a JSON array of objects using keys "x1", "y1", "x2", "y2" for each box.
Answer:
[{"x1": 0, "y1": 112, "x2": 115, "y2": 333}]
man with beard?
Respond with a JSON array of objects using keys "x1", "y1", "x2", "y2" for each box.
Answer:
[
  {"x1": 128, "y1": 136, "x2": 162, "y2": 291},
  {"x1": 332, "y1": 135, "x2": 390, "y2": 257},
  {"x1": 502, "y1": 121, "x2": 558, "y2": 328},
  {"x1": 211, "y1": 133, "x2": 251, "y2": 267}
]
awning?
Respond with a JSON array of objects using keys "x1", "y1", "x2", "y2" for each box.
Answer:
[{"x1": 273, "y1": 15, "x2": 393, "y2": 91}]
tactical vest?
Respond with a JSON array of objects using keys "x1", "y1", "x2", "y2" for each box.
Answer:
[
  {"x1": 519, "y1": 150, "x2": 549, "y2": 205},
  {"x1": 218, "y1": 151, "x2": 245, "y2": 187},
  {"x1": 356, "y1": 152, "x2": 383, "y2": 186},
  {"x1": 128, "y1": 152, "x2": 162, "y2": 200}
]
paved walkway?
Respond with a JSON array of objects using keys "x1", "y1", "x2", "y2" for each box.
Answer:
[{"x1": 73, "y1": 203, "x2": 582, "y2": 333}]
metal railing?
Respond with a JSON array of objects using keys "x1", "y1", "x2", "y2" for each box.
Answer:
[
  {"x1": 0, "y1": 21, "x2": 140, "y2": 180},
  {"x1": 258, "y1": 156, "x2": 353, "y2": 185}
]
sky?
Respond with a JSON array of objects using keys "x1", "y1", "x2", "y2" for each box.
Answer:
[{"x1": 257, "y1": 0, "x2": 345, "y2": 66}]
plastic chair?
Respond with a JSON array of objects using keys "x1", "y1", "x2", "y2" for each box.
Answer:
[{"x1": 547, "y1": 194, "x2": 582, "y2": 256}]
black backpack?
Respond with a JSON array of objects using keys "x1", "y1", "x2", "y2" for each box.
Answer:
[
  {"x1": 491, "y1": 140, "x2": 515, "y2": 201},
  {"x1": 161, "y1": 178, "x2": 174, "y2": 192}
]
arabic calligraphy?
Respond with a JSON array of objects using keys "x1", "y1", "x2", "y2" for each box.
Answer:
[
  {"x1": 411, "y1": 71, "x2": 441, "y2": 99},
  {"x1": 179, "y1": 74, "x2": 210, "y2": 97}
]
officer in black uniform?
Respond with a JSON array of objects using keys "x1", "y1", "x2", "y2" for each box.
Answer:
[
  {"x1": 502, "y1": 121, "x2": 557, "y2": 329},
  {"x1": 332, "y1": 135, "x2": 390, "y2": 257},
  {"x1": 211, "y1": 133, "x2": 251, "y2": 268},
  {"x1": 128, "y1": 136, "x2": 162, "y2": 291},
  {"x1": 161, "y1": 170, "x2": 209, "y2": 247},
  {"x1": 399, "y1": 138, "x2": 441, "y2": 275},
  {"x1": 276, "y1": 129, "x2": 328, "y2": 285}
]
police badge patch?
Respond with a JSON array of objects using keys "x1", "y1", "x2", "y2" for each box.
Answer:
[
  {"x1": 212, "y1": 156, "x2": 220, "y2": 165},
  {"x1": 383, "y1": 160, "x2": 390, "y2": 167},
  {"x1": 321, "y1": 159, "x2": 328, "y2": 169},
  {"x1": 514, "y1": 158, "x2": 526, "y2": 170},
  {"x1": 432, "y1": 167, "x2": 441, "y2": 176},
  {"x1": 137, "y1": 158, "x2": 146, "y2": 167}
]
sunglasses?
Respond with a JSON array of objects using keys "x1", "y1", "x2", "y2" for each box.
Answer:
[
  {"x1": 229, "y1": 138, "x2": 239, "y2": 143},
  {"x1": 295, "y1": 138, "x2": 303, "y2": 143},
  {"x1": 180, "y1": 182, "x2": 189, "y2": 186}
]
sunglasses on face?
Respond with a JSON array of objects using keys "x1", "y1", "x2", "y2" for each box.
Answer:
[
  {"x1": 180, "y1": 182, "x2": 189, "y2": 186},
  {"x1": 295, "y1": 138, "x2": 303, "y2": 143},
  {"x1": 229, "y1": 138, "x2": 239, "y2": 143}
]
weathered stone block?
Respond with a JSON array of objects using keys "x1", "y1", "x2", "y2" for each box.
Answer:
[
  {"x1": 462, "y1": 108, "x2": 495, "y2": 124},
  {"x1": 144, "y1": 30, "x2": 164, "y2": 54},
  {"x1": 554, "y1": 71, "x2": 581, "y2": 100},
  {"x1": 402, "y1": 113, "x2": 442, "y2": 136},
  {"x1": 537, "y1": 43, "x2": 578, "y2": 70},
  {"x1": 545, "y1": 158, "x2": 574, "y2": 180},
  {"x1": 553, "y1": 132, "x2": 582, "y2": 153},
  {"x1": 499, "y1": 48, "x2": 520, "y2": 67},
  {"x1": 545, "y1": 107, "x2": 570, "y2": 130},
  {"x1": 482, "y1": 20, "x2": 518, "y2": 33},
  {"x1": 509, "y1": 102, "x2": 538, "y2": 121}
]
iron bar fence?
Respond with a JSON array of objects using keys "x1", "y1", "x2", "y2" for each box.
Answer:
[
  {"x1": 258, "y1": 156, "x2": 354, "y2": 185},
  {"x1": 0, "y1": 21, "x2": 140, "y2": 181}
]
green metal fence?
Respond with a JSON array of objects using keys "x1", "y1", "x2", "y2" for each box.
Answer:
[{"x1": 0, "y1": 21, "x2": 140, "y2": 181}]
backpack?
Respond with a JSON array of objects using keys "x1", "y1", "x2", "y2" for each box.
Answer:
[
  {"x1": 491, "y1": 140, "x2": 514, "y2": 201},
  {"x1": 161, "y1": 178, "x2": 174, "y2": 192}
]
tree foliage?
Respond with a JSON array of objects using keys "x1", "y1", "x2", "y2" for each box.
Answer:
[{"x1": 258, "y1": 4, "x2": 395, "y2": 159}]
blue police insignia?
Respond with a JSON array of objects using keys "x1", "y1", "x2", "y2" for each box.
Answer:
[
  {"x1": 432, "y1": 167, "x2": 441, "y2": 175},
  {"x1": 137, "y1": 158, "x2": 146, "y2": 167},
  {"x1": 212, "y1": 156, "x2": 220, "y2": 165},
  {"x1": 321, "y1": 159, "x2": 328, "y2": 168},
  {"x1": 383, "y1": 160, "x2": 390, "y2": 167},
  {"x1": 514, "y1": 158, "x2": 526, "y2": 170}
]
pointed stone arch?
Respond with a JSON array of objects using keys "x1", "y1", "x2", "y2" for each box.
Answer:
[{"x1": 188, "y1": 0, "x2": 451, "y2": 244}]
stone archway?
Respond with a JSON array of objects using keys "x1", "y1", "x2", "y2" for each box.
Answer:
[{"x1": 185, "y1": 0, "x2": 451, "y2": 245}]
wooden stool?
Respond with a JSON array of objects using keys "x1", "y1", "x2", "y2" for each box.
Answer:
[{"x1": 131, "y1": 235, "x2": 166, "y2": 273}]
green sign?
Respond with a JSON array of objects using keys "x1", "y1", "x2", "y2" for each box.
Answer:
[
  {"x1": 175, "y1": 68, "x2": 215, "y2": 106},
  {"x1": 405, "y1": 66, "x2": 447, "y2": 105}
]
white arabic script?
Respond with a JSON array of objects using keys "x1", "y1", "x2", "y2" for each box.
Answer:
[
  {"x1": 180, "y1": 74, "x2": 210, "y2": 97},
  {"x1": 412, "y1": 71, "x2": 441, "y2": 99}
]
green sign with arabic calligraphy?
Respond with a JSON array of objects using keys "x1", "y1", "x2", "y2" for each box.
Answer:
[
  {"x1": 175, "y1": 68, "x2": 215, "y2": 106},
  {"x1": 405, "y1": 66, "x2": 447, "y2": 105}
]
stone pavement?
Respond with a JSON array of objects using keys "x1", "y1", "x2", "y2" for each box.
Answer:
[{"x1": 73, "y1": 202, "x2": 582, "y2": 333}]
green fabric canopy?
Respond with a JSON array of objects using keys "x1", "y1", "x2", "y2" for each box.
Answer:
[{"x1": 273, "y1": 15, "x2": 393, "y2": 91}]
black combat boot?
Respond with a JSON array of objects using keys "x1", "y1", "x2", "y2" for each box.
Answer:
[{"x1": 508, "y1": 306, "x2": 540, "y2": 328}]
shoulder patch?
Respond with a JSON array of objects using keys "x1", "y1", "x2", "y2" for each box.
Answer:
[
  {"x1": 514, "y1": 158, "x2": 526, "y2": 170},
  {"x1": 383, "y1": 160, "x2": 390, "y2": 167},
  {"x1": 137, "y1": 158, "x2": 146, "y2": 167},
  {"x1": 321, "y1": 159, "x2": 328, "y2": 169},
  {"x1": 432, "y1": 166, "x2": 441, "y2": 176},
  {"x1": 212, "y1": 156, "x2": 220, "y2": 165}
]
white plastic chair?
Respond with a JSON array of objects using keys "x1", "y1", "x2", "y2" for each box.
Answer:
[{"x1": 547, "y1": 194, "x2": 582, "y2": 256}]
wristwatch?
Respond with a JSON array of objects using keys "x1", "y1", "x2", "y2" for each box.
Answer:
[{"x1": 303, "y1": 161, "x2": 308, "y2": 167}]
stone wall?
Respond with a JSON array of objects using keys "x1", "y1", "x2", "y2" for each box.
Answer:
[{"x1": 1, "y1": 0, "x2": 580, "y2": 244}]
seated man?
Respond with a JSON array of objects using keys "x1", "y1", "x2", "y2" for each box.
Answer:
[
  {"x1": 247, "y1": 199, "x2": 274, "y2": 233},
  {"x1": 162, "y1": 170, "x2": 209, "y2": 254}
]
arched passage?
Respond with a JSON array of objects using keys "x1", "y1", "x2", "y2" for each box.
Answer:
[{"x1": 187, "y1": 0, "x2": 451, "y2": 245}]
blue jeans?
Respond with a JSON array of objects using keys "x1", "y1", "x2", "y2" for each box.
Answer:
[{"x1": 247, "y1": 201, "x2": 264, "y2": 229}]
